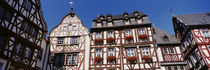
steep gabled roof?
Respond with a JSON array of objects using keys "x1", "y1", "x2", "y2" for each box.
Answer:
[
  {"x1": 152, "y1": 26, "x2": 180, "y2": 45},
  {"x1": 175, "y1": 12, "x2": 210, "y2": 26}
]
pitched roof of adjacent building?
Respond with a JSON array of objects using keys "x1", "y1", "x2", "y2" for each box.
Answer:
[
  {"x1": 175, "y1": 12, "x2": 210, "y2": 25},
  {"x1": 152, "y1": 26, "x2": 180, "y2": 45}
]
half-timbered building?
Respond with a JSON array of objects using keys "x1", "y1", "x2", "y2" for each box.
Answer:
[
  {"x1": 172, "y1": 12, "x2": 210, "y2": 70},
  {"x1": 49, "y1": 8, "x2": 90, "y2": 70},
  {"x1": 89, "y1": 11, "x2": 160, "y2": 70},
  {"x1": 0, "y1": 0, "x2": 50, "y2": 70},
  {"x1": 153, "y1": 27, "x2": 188, "y2": 70}
]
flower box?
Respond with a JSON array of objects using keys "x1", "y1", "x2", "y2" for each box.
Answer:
[
  {"x1": 142, "y1": 55, "x2": 152, "y2": 61},
  {"x1": 138, "y1": 34, "x2": 147, "y2": 39},
  {"x1": 107, "y1": 38, "x2": 115, "y2": 42},
  {"x1": 95, "y1": 57, "x2": 103, "y2": 62},
  {"x1": 125, "y1": 36, "x2": 133, "y2": 40},
  {"x1": 95, "y1": 38, "x2": 103, "y2": 43},
  {"x1": 107, "y1": 56, "x2": 116, "y2": 62},
  {"x1": 126, "y1": 56, "x2": 137, "y2": 63}
]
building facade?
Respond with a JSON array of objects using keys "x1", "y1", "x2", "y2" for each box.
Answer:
[
  {"x1": 0, "y1": 0, "x2": 50, "y2": 70},
  {"x1": 172, "y1": 12, "x2": 210, "y2": 70},
  {"x1": 153, "y1": 27, "x2": 188, "y2": 70},
  {"x1": 89, "y1": 11, "x2": 162, "y2": 70},
  {"x1": 49, "y1": 9, "x2": 90, "y2": 70}
]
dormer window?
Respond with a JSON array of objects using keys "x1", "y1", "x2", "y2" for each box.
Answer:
[
  {"x1": 163, "y1": 35, "x2": 169, "y2": 41},
  {"x1": 107, "y1": 22, "x2": 113, "y2": 27},
  {"x1": 137, "y1": 19, "x2": 143, "y2": 24},
  {"x1": 96, "y1": 22, "x2": 102, "y2": 27},
  {"x1": 124, "y1": 20, "x2": 129, "y2": 25}
]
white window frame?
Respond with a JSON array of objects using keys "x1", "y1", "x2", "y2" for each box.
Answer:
[
  {"x1": 127, "y1": 48, "x2": 135, "y2": 57},
  {"x1": 141, "y1": 48, "x2": 150, "y2": 56},
  {"x1": 107, "y1": 22, "x2": 113, "y2": 26},
  {"x1": 163, "y1": 48, "x2": 168, "y2": 54},
  {"x1": 138, "y1": 29, "x2": 145, "y2": 35},
  {"x1": 125, "y1": 30, "x2": 132, "y2": 36},
  {"x1": 169, "y1": 48, "x2": 175, "y2": 54},
  {"x1": 96, "y1": 32, "x2": 102, "y2": 39},
  {"x1": 96, "y1": 49, "x2": 102, "y2": 57},
  {"x1": 97, "y1": 23, "x2": 102, "y2": 27},
  {"x1": 108, "y1": 48, "x2": 114, "y2": 56},
  {"x1": 107, "y1": 31, "x2": 113, "y2": 38},
  {"x1": 137, "y1": 19, "x2": 142, "y2": 24}
]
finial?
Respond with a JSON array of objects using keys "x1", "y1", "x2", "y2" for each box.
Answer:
[
  {"x1": 170, "y1": 8, "x2": 175, "y2": 16},
  {"x1": 69, "y1": 1, "x2": 74, "y2": 11}
]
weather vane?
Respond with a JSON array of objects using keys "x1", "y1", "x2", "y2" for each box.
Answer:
[{"x1": 69, "y1": 1, "x2": 73, "y2": 10}]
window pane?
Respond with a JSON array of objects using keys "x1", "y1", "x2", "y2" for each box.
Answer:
[
  {"x1": 71, "y1": 37, "x2": 78, "y2": 44},
  {"x1": 23, "y1": 23, "x2": 30, "y2": 33},
  {"x1": 60, "y1": 55, "x2": 65, "y2": 66},
  {"x1": 0, "y1": 35, "x2": 5, "y2": 49},
  {"x1": 54, "y1": 55, "x2": 60, "y2": 66},
  {"x1": 57, "y1": 38, "x2": 64, "y2": 45},
  {"x1": 108, "y1": 48, "x2": 114, "y2": 56},
  {"x1": 5, "y1": 12, "x2": 12, "y2": 21},
  {"x1": 163, "y1": 48, "x2": 168, "y2": 54},
  {"x1": 138, "y1": 29, "x2": 145, "y2": 34},
  {"x1": 170, "y1": 48, "x2": 175, "y2": 53},
  {"x1": 72, "y1": 54, "x2": 77, "y2": 64},
  {"x1": 0, "y1": 7, "x2": 4, "y2": 18},
  {"x1": 66, "y1": 54, "x2": 72, "y2": 65},
  {"x1": 32, "y1": 28, "x2": 37, "y2": 37},
  {"x1": 25, "y1": 47, "x2": 32, "y2": 59},
  {"x1": 23, "y1": 0, "x2": 32, "y2": 11},
  {"x1": 16, "y1": 43, "x2": 24, "y2": 55},
  {"x1": 96, "y1": 32, "x2": 101, "y2": 38}
]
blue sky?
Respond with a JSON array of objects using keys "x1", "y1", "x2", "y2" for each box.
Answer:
[{"x1": 41, "y1": 0, "x2": 210, "y2": 35}]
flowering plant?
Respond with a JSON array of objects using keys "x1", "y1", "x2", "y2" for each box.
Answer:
[
  {"x1": 142, "y1": 55, "x2": 152, "y2": 61},
  {"x1": 95, "y1": 38, "x2": 103, "y2": 43},
  {"x1": 107, "y1": 38, "x2": 115, "y2": 42},
  {"x1": 126, "y1": 56, "x2": 137, "y2": 63},
  {"x1": 125, "y1": 36, "x2": 133, "y2": 40},
  {"x1": 107, "y1": 56, "x2": 116, "y2": 61},
  {"x1": 138, "y1": 34, "x2": 147, "y2": 39},
  {"x1": 95, "y1": 57, "x2": 103, "y2": 62}
]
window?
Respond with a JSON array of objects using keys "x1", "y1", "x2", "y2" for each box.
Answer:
[
  {"x1": 16, "y1": 43, "x2": 24, "y2": 55},
  {"x1": 71, "y1": 37, "x2": 78, "y2": 45},
  {"x1": 163, "y1": 48, "x2": 168, "y2": 54},
  {"x1": 96, "y1": 49, "x2": 102, "y2": 57},
  {"x1": 72, "y1": 25, "x2": 77, "y2": 30},
  {"x1": 174, "y1": 66, "x2": 178, "y2": 70},
  {"x1": 5, "y1": 12, "x2": 12, "y2": 21},
  {"x1": 141, "y1": 48, "x2": 150, "y2": 55},
  {"x1": 23, "y1": 23, "x2": 30, "y2": 33},
  {"x1": 96, "y1": 23, "x2": 102, "y2": 27},
  {"x1": 180, "y1": 66, "x2": 184, "y2": 70},
  {"x1": 137, "y1": 19, "x2": 142, "y2": 24},
  {"x1": 107, "y1": 22, "x2": 113, "y2": 26},
  {"x1": 127, "y1": 48, "x2": 135, "y2": 57},
  {"x1": 66, "y1": 53, "x2": 77, "y2": 65},
  {"x1": 0, "y1": 35, "x2": 5, "y2": 50},
  {"x1": 125, "y1": 30, "x2": 132, "y2": 36},
  {"x1": 163, "y1": 36, "x2": 169, "y2": 41},
  {"x1": 0, "y1": 7, "x2": 4, "y2": 19},
  {"x1": 23, "y1": 0, "x2": 32, "y2": 11},
  {"x1": 108, "y1": 48, "x2": 114, "y2": 56},
  {"x1": 32, "y1": 28, "x2": 37, "y2": 37},
  {"x1": 202, "y1": 31, "x2": 210, "y2": 38},
  {"x1": 57, "y1": 38, "x2": 64, "y2": 45},
  {"x1": 25, "y1": 47, "x2": 32, "y2": 59},
  {"x1": 68, "y1": 24, "x2": 72, "y2": 30},
  {"x1": 107, "y1": 31, "x2": 113, "y2": 38},
  {"x1": 63, "y1": 26, "x2": 68, "y2": 30},
  {"x1": 170, "y1": 48, "x2": 175, "y2": 54},
  {"x1": 167, "y1": 66, "x2": 172, "y2": 70},
  {"x1": 138, "y1": 29, "x2": 145, "y2": 35},
  {"x1": 124, "y1": 20, "x2": 129, "y2": 25},
  {"x1": 96, "y1": 32, "x2": 102, "y2": 39}
]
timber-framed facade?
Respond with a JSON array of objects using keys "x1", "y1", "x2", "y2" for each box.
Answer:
[
  {"x1": 0, "y1": 0, "x2": 50, "y2": 70},
  {"x1": 49, "y1": 8, "x2": 90, "y2": 70},
  {"x1": 172, "y1": 12, "x2": 210, "y2": 70}
]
